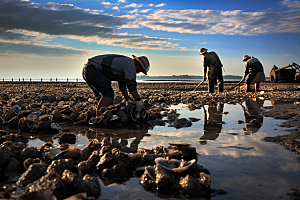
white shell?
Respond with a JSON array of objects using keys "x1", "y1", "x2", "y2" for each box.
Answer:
[
  {"x1": 154, "y1": 157, "x2": 196, "y2": 173},
  {"x1": 88, "y1": 114, "x2": 104, "y2": 125},
  {"x1": 12, "y1": 105, "x2": 21, "y2": 112},
  {"x1": 27, "y1": 111, "x2": 41, "y2": 119},
  {"x1": 51, "y1": 123, "x2": 63, "y2": 134}
]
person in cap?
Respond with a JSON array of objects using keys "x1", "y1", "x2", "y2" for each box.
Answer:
[
  {"x1": 82, "y1": 54, "x2": 150, "y2": 111},
  {"x1": 199, "y1": 48, "x2": 224, "y2": 93},
  {"x1": 241, "y1": 55, "x2": 265, "y2": 92}
]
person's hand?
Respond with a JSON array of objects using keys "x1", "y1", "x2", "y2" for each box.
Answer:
[
  {"x1": 135, "y1": 99, "x2": 144, "y2": 112},
  {"x1": 202, "y1": 76, "x2": 207, "y2": 82},
  {"x1": 126, "y1": 97, "x2": 134, "y2": 104}
]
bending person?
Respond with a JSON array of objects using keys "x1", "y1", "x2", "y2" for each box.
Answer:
[
  {"x1": 241, "y1": 55, "x2": 265, "y2": 92},
  {"x1": 82, "y1": 54, "x2": 150, "y2": 111}
]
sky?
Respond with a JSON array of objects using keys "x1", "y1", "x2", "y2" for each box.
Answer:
[{"x1": 0, "y1": 0, "x2": 300, "y2": 79}]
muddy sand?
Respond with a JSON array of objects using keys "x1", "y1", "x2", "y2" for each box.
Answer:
[
  {"x1": 1, "y1": 81, "x2": 300, "y2": 155},
  {"x1": 0, "y1": 81, "x2": 300, "y2": 199}
]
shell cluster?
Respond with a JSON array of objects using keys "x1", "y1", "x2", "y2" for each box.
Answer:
[{"x1": 0, "y1": 130, "x2": 210, "y2": 199}]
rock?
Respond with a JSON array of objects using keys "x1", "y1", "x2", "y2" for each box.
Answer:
[
  {"x1": 26, "y1": 171, "x2": 72, "y2": 200},
  {"x1": 58, "y1": 133, "x2": 76, "y2": 144},
  {"x1": 5, "y1": 157, "x2": 22, "y2": 172},
  {"x1": 20, "y1": 147, "x2": 40, "y2": 162},
  {"x1": 47, "y1": 159, "x2": 74, "y2": 176},
  {"x1": 179, "y1": 174, "x2": 203, "y2": 197},
  {"x1": 0, "y1": 146, "x2": 13, "y2": 169},
  {"x1": 154, "y1": 165, "x2": 172, "y2": 190},
  {"x1": 17, "y1": 163, "x2": 46, "y2": 186}
]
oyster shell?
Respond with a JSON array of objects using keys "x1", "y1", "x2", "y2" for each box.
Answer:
[
  {"x1": 88, "y1": 114, "x2": 104, "y2": 125},
  {"x1": 154, "y1": 157, "x2": 196, "y2": 173}
]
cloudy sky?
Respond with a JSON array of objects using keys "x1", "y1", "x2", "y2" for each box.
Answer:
[{"x1": 1, "y1": 0, "x2": 300, "y2": 79}]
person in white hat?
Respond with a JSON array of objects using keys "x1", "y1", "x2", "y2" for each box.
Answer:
[
  {"x1": 199, "y1": 48, "x2": 224, "y2": 93},
  {"x1": 82, "y1": 54, "x2": 150, "y2": 111},
  {"x1": 241, "y1": 55, "x2": 265, "y2": 92}
]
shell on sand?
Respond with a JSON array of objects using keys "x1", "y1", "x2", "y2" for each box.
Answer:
[
  {"x1": 154, "y1": 157, "x2": 196, "y2": 173},
  {"x1": 145, "y1": 166, "x2": 156, "y2": 181},
  {"x1": 88, "y1": 114, "x2": 104, "y2": 125}
]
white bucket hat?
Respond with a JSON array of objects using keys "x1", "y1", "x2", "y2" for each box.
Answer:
[{"x1": 132, "y1": 55, "x2": 150, "y2": 75}]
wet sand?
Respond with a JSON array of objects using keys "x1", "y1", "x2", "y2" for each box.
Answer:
[
  {"x1": 1, "y1": 81, "x2": 300, "y2": 199},
  {"x1": 1, "y1": 80, "x2": 300, "y2": 155}
]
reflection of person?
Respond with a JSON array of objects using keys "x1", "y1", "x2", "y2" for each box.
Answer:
[
  {"x1": 200, "y1": 103, "x2": 224, "y2": 140},
  {"x1": 241, "y1": 55, "x2": 265, "y2": 92},
  {"x1": 199, "y1": 48, "x2": 224, "y2": 93},
  {"x1": 82, "y1": 54, "x2": 150, "y2": 111},
  {"x1": 241, "y1": 98, "x2": 264, "y2": 135}
]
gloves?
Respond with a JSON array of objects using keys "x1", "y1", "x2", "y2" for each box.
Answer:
[{"x1": 135, "y1": 99, "x2": 144, "y2": 112}]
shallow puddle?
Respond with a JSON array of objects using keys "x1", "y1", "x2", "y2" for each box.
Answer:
[{"x1": 6, "y1": 99, "x2": 300, "y2": 200}]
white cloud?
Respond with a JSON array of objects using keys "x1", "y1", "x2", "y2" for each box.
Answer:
[
  {"x1": 140, "y1": 9, "x2": 152, "y2": 13},
  {"x1": 118, "y1": 0, "x2": 126, "y2": 3},
  {"x1": 124, "y1": 3, "x2": 143, "y2": 8},
  {"x1": 112, "y1": 6, "x2": 119, "y2": 10},
  {"x1": 131, "y1": 9, "x2": 300, "y2": 35},
  {"x1": 101, "y1": 2, "x2": 113, "y2": 5},
  {"x1": 280, "y1": 54, "x2": 294, "y2": 56},
  {"x1": 128, "y1": 9, "x2": 138, "y2": 14},
  {"x1": 199, "y1": 42, "x2": 208, "y2": 44},
  {"x1": 149, "y1": 4, "x2": 154, "y2": 7},
  {"x1": 281, "y1": 0, "x2": 300, "y2": 8},
  {"x1": 0, "y1": 0, "x2": 192, "y2": 56},
  {"x1": 155, "y1": 3, "x2": 166, "y2": 7}
]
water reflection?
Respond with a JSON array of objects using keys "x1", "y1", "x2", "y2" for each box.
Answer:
[
  {"x1": 241, "y1": 98, "x2": 264, "y2": 135},
  {"x1": 6, "y1": 99, "x2": 300, "y2": 200},
  {"x1": 60, "y1": 125, "x2": 149, "y2": 150},
  {"x1": 201, "y1": 103, "x2": 224, "y2": 141}
]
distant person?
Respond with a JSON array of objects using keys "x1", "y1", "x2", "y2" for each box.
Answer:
[
  {"x1": 82, "y1": 54, "x2": 150, "y2": 111},
  {"x1": 241, "y1": 55, "x2": 265, "y2": 92},
  {"x1": 199, "y1": 48, "x2": 224, "y2": 93}
]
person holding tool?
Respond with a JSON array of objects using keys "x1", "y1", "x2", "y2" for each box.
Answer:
[
  {"x1": 82, "y1": 54, "x2": 150, "y2": 111},
  {"x1": 199, "y1": 48, "x2": 224, "y2": 93},
  {"x1": 240, "y1": 55, "x2": 265, "y2": 92}
]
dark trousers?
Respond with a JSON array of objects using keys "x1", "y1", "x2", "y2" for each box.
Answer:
[{"x1": 208, "y1": 66, "x2": 223, "y2": 93}]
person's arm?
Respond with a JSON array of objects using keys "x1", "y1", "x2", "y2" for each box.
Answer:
[
  {"x1": 203, "y1": 66, "x2": 207, "y2": 82},
  {"x1": 119, "y1": 86, "x2": 129, "y2": 100},
  {"x1": 241, "y1": 63, "x2": 249, "y2": 82},
  {"x1": 130, "y1": 90, "x2": 140, "y2": 100},
  {"x1": 202, "y1": 55, "x2": 207, "y2": 82}
]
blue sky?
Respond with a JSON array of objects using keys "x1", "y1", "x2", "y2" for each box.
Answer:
[{"x1": 0, "y1": 0, "x2": 299, "y2": 79}]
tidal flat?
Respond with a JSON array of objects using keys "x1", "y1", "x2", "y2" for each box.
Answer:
[{"x1": 0, "y1": 81, "x2": 300, "y2": 200}]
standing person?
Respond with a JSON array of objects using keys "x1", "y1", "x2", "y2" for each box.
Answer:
[
  {"x1": 199, "y1": 48, "x2": 224, "y2": 93},
  {"x1": 241, "y1": 55, "x2": 265, "y2": 92},
  {"x1": 82, "y1": 54, "x2": 150, "y2": 111}
]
